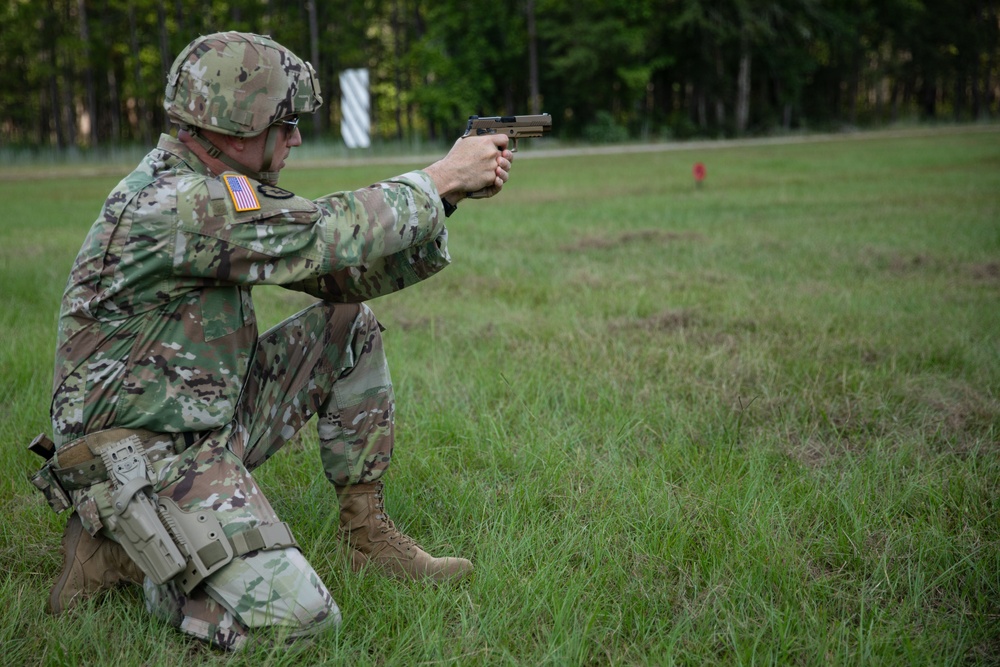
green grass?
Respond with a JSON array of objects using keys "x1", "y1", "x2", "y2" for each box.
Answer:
[{"x1": 2, "y1": 127, "x2": 999, "y2": 665}]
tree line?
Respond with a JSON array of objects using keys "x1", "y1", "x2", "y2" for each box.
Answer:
[{"x1": 1, "y1": 0, "x2": 997, "y2": 149}]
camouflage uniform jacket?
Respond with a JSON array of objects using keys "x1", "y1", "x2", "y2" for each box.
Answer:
[{"x1": 51, "y1": 133, "x2": 450, "y2": 448}]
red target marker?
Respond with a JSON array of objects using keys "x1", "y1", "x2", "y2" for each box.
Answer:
[{"x1": 693, "y1": 162, "x2": 706, "y2": 187}]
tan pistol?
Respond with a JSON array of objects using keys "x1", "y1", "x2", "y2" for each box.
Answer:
[{"x1": 461, "y1": 113, "x2": 552, "y2": 153}]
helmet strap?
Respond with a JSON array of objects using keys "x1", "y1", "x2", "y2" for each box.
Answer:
[
  {"x1": 259, "y1": 126, "x2": 281, "y2": 185},
  {"x1": 185, "y1": 125, "x2": 280, "y2": 185}
]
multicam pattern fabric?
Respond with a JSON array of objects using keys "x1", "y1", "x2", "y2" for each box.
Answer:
[
  {"x1": 51, "y1": 133, "x2": 448, "y2": 647},
  {"x1": 203, "y1": 547, "x2": 339, "y2": 635},
  {"x1": 144, "y1": 547, "x2": 341, "y2": 650},
  {"x1": 51, "y1": 132, "x2": 448, "y2": 447},
  {"x1": 239, "y1": 301, "x2": 395, "y2": 486},
  {"x1": 144, "y1": 576, "x2": 251, "y2": 650},
  {"x1": 164, "y1": 32, "x2": 322, "y2": 137}
]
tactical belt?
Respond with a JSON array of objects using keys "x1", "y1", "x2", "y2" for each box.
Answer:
[
  {"x1": 33, "y1": 428, "x2": 176, "y2": 494},
  {"x1": 28, "y1": 429, "x2": 299, "y2": 594}
]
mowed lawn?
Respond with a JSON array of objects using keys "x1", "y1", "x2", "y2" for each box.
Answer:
[{"x1": 1, "y1": 127, "x2": 998, "y2": 665}]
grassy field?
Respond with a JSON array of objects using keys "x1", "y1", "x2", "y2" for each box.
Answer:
[{"x1": 1, "y1": 127, "x2": 998, "y2": 665}]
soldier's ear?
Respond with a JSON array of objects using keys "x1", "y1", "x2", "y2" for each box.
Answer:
[{"x1": 198, "y1": 128, "x2": 241, "y2": 156}]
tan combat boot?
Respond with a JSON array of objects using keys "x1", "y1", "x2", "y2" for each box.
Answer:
[
  {"x1": 336, "y1": 481, "x2": 472, "y2": 582},
  {"x1": 47, "y1": 513, "x2": 145, "y2": 614}
]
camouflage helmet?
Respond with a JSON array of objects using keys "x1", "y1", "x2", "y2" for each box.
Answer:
[{"x1": 164, "y1": 31, "x2": 322, "y2": 137}]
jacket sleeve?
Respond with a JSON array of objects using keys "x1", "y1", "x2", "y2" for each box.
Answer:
[{"x1": 172, "y1": 170, "x2": 450, "y2": 300}]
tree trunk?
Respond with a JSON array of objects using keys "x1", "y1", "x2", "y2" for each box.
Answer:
[
  {"x1": 984, "y1": 38, "x2": 996, "y2": 117},
  {"x1": 49, "y1": 76, "x2": 65, "y2": 148},
  {"x1": 175, "y1": 0, "x2": 186, "y2": 44},
  {"x1": 921, "y1": 78, "x2": 937, "y2": 118},
  {"x1": 157, "y1": 3, "x2": 171, "y2": 132},
  {"x1": 407, "y1": 0, "x2": 423, "y2": 140},
  {"x1": 735, "y1": 32, "x2": 751, "y2": 134},
  {"x1": 714, "y1": 48, "x2": 726, "y2": 128},
  {"x1": 307, "y1": 0, "x2": 322, "y2": 138},
  {"x1": 954, "y1": 72, "x2": 965, "y2": 120},
  {"x1": 849, "y1": 64, "x2": 859, "y2": 125},
  {"x1": 696, "y1": 87, "x2": 707, "y2": 129},
  {"x1": 392, "y1": 0, "x2": 403, "y2": 140},
  {"x1": 127, "y1": 1, "x2": 152, "y2": 143},
  {"x1": 61, "y1": 44, "x2": 77, "y2": 148},
  {"x1": 890, "y1": 79, "x2": 900, "y2": 122},
  {"x1": 971, "y1": 49, "x2": 982, "y2": 119},
  {"x1": 527, "y1": 0, "x2": 541, "y2": 115},
  {"x1": 42, "y1": 7, "x2": 64, "y2": 148},
  {"x1": 48, "y1": 50, "x2": 66, "y2": 148},
  {"x1": 37, "y1": 88, "x2": 48, "y2": 145},
  {"x1": 77, "y1": 0, "x2": 97, "y2": 147}
]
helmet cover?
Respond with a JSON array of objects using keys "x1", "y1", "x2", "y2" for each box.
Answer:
[{"x1": 164, "y1": 31, "x2": 322, "y2": 136}]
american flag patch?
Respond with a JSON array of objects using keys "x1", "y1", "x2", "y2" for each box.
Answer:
[{"x1": 223, "y1": 174, "x2": 261, "y2": 212}]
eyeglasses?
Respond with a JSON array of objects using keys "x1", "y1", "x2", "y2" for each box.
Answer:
[{"x1": 278, "y1": 115, "x2": 300, "y2": 130}]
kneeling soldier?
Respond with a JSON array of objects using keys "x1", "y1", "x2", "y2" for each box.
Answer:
[{"x1": 29, "y1": 31, "x2": 512, "y2": 650}]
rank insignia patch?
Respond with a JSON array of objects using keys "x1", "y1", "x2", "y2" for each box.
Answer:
[{"x1": 223, "y1": 174, "x2": 261, "y2": 212}]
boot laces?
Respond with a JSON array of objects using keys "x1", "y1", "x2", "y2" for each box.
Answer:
[{"x1": 374, "y1": 488, "x2": 418, "y2": 549}]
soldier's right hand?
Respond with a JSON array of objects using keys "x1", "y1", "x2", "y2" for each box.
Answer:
[{"x1": 424, "y1": 135, "x2": 513, "y2": 203}]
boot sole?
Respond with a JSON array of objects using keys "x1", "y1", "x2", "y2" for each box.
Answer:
[{"x1": 348, "y1": 547, "x2": 472, "y2": 582}]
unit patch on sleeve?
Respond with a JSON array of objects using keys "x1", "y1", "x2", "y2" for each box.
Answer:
[
  {"x1": 257, "y1": 183, "x2": 295, "y2": 200},
  {"x1": 223, "y1": 174, "x2": 261, "y2": 212}
]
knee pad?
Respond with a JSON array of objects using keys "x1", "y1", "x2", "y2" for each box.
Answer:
[{"x1": 204, "y1": 547, "x2": 342, "y2": 635}]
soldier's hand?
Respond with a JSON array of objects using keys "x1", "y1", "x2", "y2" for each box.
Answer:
[{"x1": 425, "y1": 135, "x2": 513, "y2": 203}]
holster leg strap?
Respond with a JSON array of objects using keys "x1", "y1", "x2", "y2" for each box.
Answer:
[{"x1": 231, "y1": 522, "x2": 299, "y2": 556}]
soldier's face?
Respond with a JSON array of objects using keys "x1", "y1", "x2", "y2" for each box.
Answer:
[{"x1": 241, "y1": 123, "x2": 302, "y2": 173}]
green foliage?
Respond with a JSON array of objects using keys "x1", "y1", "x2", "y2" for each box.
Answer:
[
  {"x1": 537, "y1": 0, "x2": 666, "y2": 135},
  {"x1": 1, "y1": 0, "x2": 998, "y2": 147},
  {"x1": 2, "y1": 126, "x2": 999, "y2": 665},
  {"x1": 582, "y1": 110, "x2": 630, "y2": 143}
]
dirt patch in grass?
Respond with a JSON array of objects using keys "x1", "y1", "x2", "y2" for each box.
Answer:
[
  {"x1": 776, "y1": 378, "x2": 999, "y2": 468},
  {"x1": 906, "y1": 378, "x2": 1000, "y2": 453},
  {"x1": 969, "y1": 261, "x2": 1000, "y2": 282},
  {"x1": 610, "y1": 309, "x2": 698, "y2": 333},
  {"x1": 859, "y1": 249, "x2": 1000, "y2": 285},
  {"x1": 776, "y1": 426, "x2": 875, "y2": 469},
  {"x1": 391, "y1": 315, "x2": 433, "y2": 331},
  {"x1": 888, "y1": 253, "x2": 934, "y2": 273},
  {"x1": 608, "y1": 308, "x2": 763, "y2": 335},
  {"x1": 560, "y1": 229, "x2": 703, "y2": 252},
  {"x1": 857, "y1": 248, "x2": 936, "y2": 275},
  {"x1": 966, "y1": 635, "x2": 1000, "y2": 665},
  {"x1": 0, "y1": 244, "x2": 48, "y2": 260},
  {"x1": 782, "y1": 434, "x2": 841, "y2": 469}
]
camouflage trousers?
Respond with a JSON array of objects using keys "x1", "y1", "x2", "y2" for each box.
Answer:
[{"x1": 137, "y1": 300, "x2": 395, "y2": 649}]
